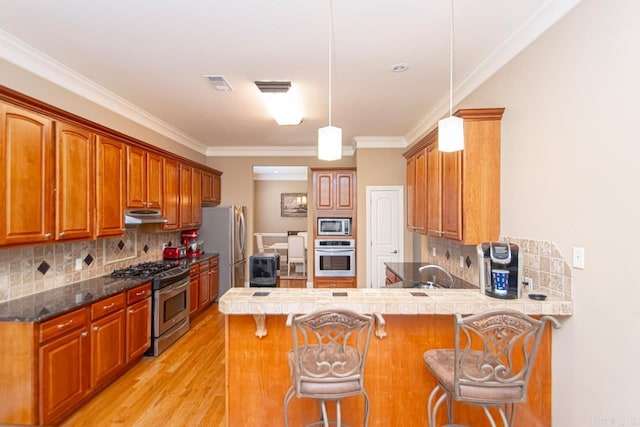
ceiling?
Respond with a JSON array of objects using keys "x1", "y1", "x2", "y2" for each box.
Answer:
[{"x1": 0, "y1": 0, "x2": 580, "y2": 157}]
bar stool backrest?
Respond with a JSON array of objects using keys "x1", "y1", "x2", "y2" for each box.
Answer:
[{"x1": 453, "y1": 309, "x2": 561, "y2": 404}]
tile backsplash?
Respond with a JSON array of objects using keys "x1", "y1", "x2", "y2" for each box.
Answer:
[
  {"x1": 0, "y1": 230, "x2": 181, "y2": 303},
  {"x1": 421, "y1": 235, "x2": 573, "y2": 299}
]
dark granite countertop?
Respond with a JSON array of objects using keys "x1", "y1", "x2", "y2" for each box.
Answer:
[
  {"x1": 384, "y1": 262, "x2": 478, "y2": 289},
  {"x1": 0, "y1": 253, "x2": 219, "y2": 323}
]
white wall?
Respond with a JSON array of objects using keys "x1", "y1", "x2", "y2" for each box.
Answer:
[{"x1": 459, "y1": 0, "x2": 640, "y2": 424}]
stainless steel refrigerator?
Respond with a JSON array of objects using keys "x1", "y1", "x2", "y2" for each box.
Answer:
[{"x1": 200, "y1": 205, "x2": 247, "y2": 299}]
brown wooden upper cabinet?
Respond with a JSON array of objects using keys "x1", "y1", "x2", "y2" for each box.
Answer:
[
  {"x1": 201, "y1": 170, "x2": 221, "y2": 206},
  {"x1": 56, "y1": 121, "x2": 95, "y2": 241},
  {"x1": 126, "y1": 146, "x2": 163, "y2": 209},
  {"x1": 403, "y1": 108, "x2": 504, "y2": 245},
  {"x1": 313, "y1": 169, "x2": 356, "y2": 212},
  {"x1": 162, "y1": 158, "x2": 180, "y2": 230},
  {"x1": 179, "y1": 163, "x2": 202, "y2": 229},
  {"x1": 96, "y1": 135, "x2": 125, "y2": 237},
  {"x1": 0, "y1": 101, "x2": 54, "y2": 245}
]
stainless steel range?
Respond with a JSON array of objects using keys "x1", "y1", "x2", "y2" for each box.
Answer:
[{"x1": 111, "y1": 261, "x2": 190, "y2": 356}]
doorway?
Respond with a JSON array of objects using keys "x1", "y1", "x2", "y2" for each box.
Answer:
[{"x1": 365, "y1": 186, "x2": 404, "y2": 288}]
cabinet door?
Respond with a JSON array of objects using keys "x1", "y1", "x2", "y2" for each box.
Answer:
[
  {"x1": 210, "y1": 256, "x2": 219, "y2": 301},
  {"x1": 201, "y1": 170, "x2": 213, "y2": 203},
  {"x1": 426, "y1": 143, "x2": 442, "y2": 237},
  {"x1": 440, "y1": 150, "x2": 463, "y2": 240},
  {"x1": 414, "y1": 150, "x2": 427, "y2": 234},
  {"x1": 126, "y1": 145, "x2": 146, "y2": 208},
  {"x1": 39, "y1": 327, "x2": 88, "y2": 425},
  {"x1": 96, "y1": 135, "x2": 125, "y2": 237},
  {"x1": 191, "y1": 168, "x2": 202, "y2": 227},
  {"x1": 405, "y1": 156, "x2": 416, "y2": 231},
  {"x1": 146, "y1": 151, "x2": 163, "y2": 209},
  {"x1": 180, "y1": 164, "x2": 192, "y2": 228},
  {"x1": 212, "y1": 173, "x2": 221, "y2": 205},
  {"x1": 90, "y1": 310, "x2": 125, "y2": 389},
  {"x1": 335, "y1": 172, "x2": 355, "y2": 210},
  {"x1": 199, "y1": 267, "x2": 210, "y2": 307},
  {"x1": 189, "y1": 277, "x2": 199, "y2": 315},
  {"x1": 0, "y1": 103, "x2": 54, "y2": 245},
  {"x1": 314, "y1": 172, "x2": 334, "y2": 210},
  {"x1": 162, "y1": 158, "x2": 180, "y2": 230},
  {"x1": 126, "y1": 297, "x2": 151, "y2": 362},
  {"x1": 56, "y1": 122, "x2": 94, "y2": 241}
]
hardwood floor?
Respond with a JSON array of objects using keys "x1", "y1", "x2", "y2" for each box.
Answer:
[{"x1": 60, "y1": 304, "x2": 225, "y2": 427}]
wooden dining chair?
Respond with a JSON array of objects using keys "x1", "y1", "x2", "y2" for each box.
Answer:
[{"x1": 287, "y1": 235, "x2": 306, "y2": 276}]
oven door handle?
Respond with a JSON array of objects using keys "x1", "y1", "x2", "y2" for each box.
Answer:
[
  {"x1": 315, "y1": 249, "x2": 355, "y2": 254},
  {"x1": 159, "y1": 277, "x2": 189, "y2": 298}
]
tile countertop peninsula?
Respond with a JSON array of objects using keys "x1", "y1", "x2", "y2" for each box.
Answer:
[
  {"x1": 221, "y1": 283, "x2": 572, "y2": 426},
  {"x1": 0, "y1": 253, "x2": 219, "y2": 322}
]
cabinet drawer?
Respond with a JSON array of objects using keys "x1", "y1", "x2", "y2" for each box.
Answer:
[
  {"x1": 210, "y1": 257, "x2": 219, "y2": 268},
  {"x1": 91, "y1": 293, "x2": 125, "y2": 321},
  {"x1": 39, "y1": 308, "x2": 87, "y2": 343},
  {"x1": 127, "y1": 283, "x2": 151, "y2": 305},
  {"x1": 190, "y1": 264, "x2": 200, "y2": 275},
  {"x1": 199, "y1": 260, "x2": 210, "y2": 272}
]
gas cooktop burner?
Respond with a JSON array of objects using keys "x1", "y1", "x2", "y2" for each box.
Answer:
[{"x1": 111, "y1": 261, "x2": 180, "y2": 278}]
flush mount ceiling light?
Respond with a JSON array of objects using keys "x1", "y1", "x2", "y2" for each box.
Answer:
[
  {"x1": 318, "y1": 0, "x2": 342, "y2": 161},
  {"x1": 438, "y1": 0, "x2": 464, "y2": 153},
  {"x1": 255, "y1": 81, "x2": 303, "y2": 126},
  {"x1": 391, "y1": 62, "x2": 410, "y2": 72}
]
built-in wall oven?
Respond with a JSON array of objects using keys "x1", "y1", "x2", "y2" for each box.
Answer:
[
  {"x1": 314, "y1": 239, "x2": 356, "y2": 277},
  {"x1": 111, "y1": 261, "x2": 190, "y2": 356}
]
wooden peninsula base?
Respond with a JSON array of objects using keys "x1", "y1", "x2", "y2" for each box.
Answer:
[{"x1": 225, "y1": 313, "x2": 552, "y2": 427}]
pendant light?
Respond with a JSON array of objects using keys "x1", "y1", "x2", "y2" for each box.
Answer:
[
  {"x1": 318, "y1": 0, "x2": 342, "y2": 161},
  {"x1": 438, "y1": 0, "x2": 464, "y2": 153}
]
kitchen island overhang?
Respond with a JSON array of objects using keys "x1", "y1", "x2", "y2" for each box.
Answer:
[{"x1": 219, "y1": 287, "x2": 571, "y2": 426}]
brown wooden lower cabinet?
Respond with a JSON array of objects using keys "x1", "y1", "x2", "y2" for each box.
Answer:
[
  {"x1": 190, "y1": 255, "x2": 220, "y2": 317},
  {"x1": 314, "y1": 276, "x2": 356, "y2": 288},
  {"x1": 385, "y1": 267, "x2": 401, "y2": 286},
  {"x1": 0, "y1": 282, "x2": 151, "y2": 425}
]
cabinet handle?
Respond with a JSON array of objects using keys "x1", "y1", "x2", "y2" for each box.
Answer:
[
  {"x1": 93, "y1": 326, "x2": 99, "y2": 331},
  {"x1": 59, "y1": 232, "x2": 65, "y2": 237},
  {"x1": 103, "y1": 302, "x2": 116, "y2": 310},
  {"x1": 135, "y1": 291, "x2": 146, "y2": 296},
  {"x1": 57, "y1": 319, "x2": 73, "y2": 329},
  {"x1": 44, "y1": 233, "x2": 52, "y2": 239},
  {"x1": 81, "y1": 331, "x2": 88, "y2": 337}
]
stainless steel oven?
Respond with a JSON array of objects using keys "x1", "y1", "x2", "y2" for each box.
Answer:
[
  {"x1": 153, "y1": 272, "x2": 190, "y2": 355},
  {"x1": 314, "y1": 239, "x2": 356, "y2": 277}
]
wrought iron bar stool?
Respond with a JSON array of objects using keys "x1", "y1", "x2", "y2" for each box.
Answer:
[
  {"x1": 423, "y1": 309, "x2": 560, "y2": 427},
  {"x1": 284, "y1": 309, "x2": 384, "y2": 427}
]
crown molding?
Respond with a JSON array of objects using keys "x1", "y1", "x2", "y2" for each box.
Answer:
[
  {"x1": 405, "y1": 0, "x2": 583, "y2": 145},
  {"x1": 0, "y1": 29, "x2": 207, "y2": 155},
  {"x1": 206, "y1": 144, "x2": 356, "y2": 158}
]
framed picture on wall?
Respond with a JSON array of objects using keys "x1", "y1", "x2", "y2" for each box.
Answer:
[{"x1": 281, "y1": 193, "x2": 307, "y2": 217}]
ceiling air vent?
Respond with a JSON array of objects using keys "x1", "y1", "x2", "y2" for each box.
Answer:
[
  {"x1": 204, "y1": 75, "x2": 233, "y2": 92},
  {"x1": 255, "y1": 81, "x2": 291, "y2": 93}
]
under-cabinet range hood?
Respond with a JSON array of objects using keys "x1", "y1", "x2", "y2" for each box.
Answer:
[{"x1": 124, "y1": 209, "x2": 168, "y2": 226}]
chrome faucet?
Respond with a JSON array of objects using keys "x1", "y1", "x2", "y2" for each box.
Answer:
[{"x1": 418, "y1": 264, "x2": 455, "y2": 288}]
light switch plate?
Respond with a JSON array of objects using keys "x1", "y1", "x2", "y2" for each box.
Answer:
[{"x1": 572, "y1": 247, "x2": 585, "y2": 269}]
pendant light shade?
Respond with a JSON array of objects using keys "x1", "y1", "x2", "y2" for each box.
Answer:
[
  {"x1": 318, "y1": 0, "x2": 342, "y2": 161},
  {"x1": 439, "y1": 0, "x2": 464, "y2": 153},
  {"x1": 318, "y1": 125, "x2": 342, "y2": 161},
  {"x1": 438, "y1": 115, "x2": 464, "y2": 152}
]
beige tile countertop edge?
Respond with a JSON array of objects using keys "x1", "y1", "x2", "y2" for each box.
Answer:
[{"x1": 218, "y1": 287, "x2": 573, "y2": 317}]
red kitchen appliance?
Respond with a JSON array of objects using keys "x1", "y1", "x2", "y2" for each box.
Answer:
[
  {"x1": 182, "y1": 229, "x2": 202, "y2": 257},
  {"x1": 163, "y1": 246, "x2": 186, "y2": 259}
]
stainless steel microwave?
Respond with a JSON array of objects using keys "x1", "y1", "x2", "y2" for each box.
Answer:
[{"x1": 317, "y1": 217, "x2": 351, "y2": 236}]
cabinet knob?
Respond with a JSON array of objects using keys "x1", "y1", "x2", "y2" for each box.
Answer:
[
  {"x1": 93, "y1": 326, "x2": 99, "y2": 331},
  {"x1": 59, "y1": 232, "x2": 65, "y2": 237},
  {"x1": 81, "y1": 331, "x2": 88, "y2": 337},
  {"x1": 44, "y1": 233, "x2": 52, "y2": 239}
]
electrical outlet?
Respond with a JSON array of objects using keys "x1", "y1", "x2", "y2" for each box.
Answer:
[
  {"x1": 523, "y1": 277, "x2": 533, "y2": 288},
  {"x1": 459, "y1": 256, "x2": 464, "y2": 268},
  {"x1": 431, "y1": 247, "x2": 436, "y2": 257},
  {"x1": 75, "y1": 258, "x2": 83, "y2": 271},
  {"x1": 572, "y1": 247, "x2": 585, "y2": 269}
]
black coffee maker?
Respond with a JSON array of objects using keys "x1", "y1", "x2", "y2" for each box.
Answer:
[{"x1": 477, "y1": 242, "x2": 522, "y2": 299}]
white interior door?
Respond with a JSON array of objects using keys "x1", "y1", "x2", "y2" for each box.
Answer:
[{"x1": 366, "y1": 186, "x2": 404, "y2": 288}]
